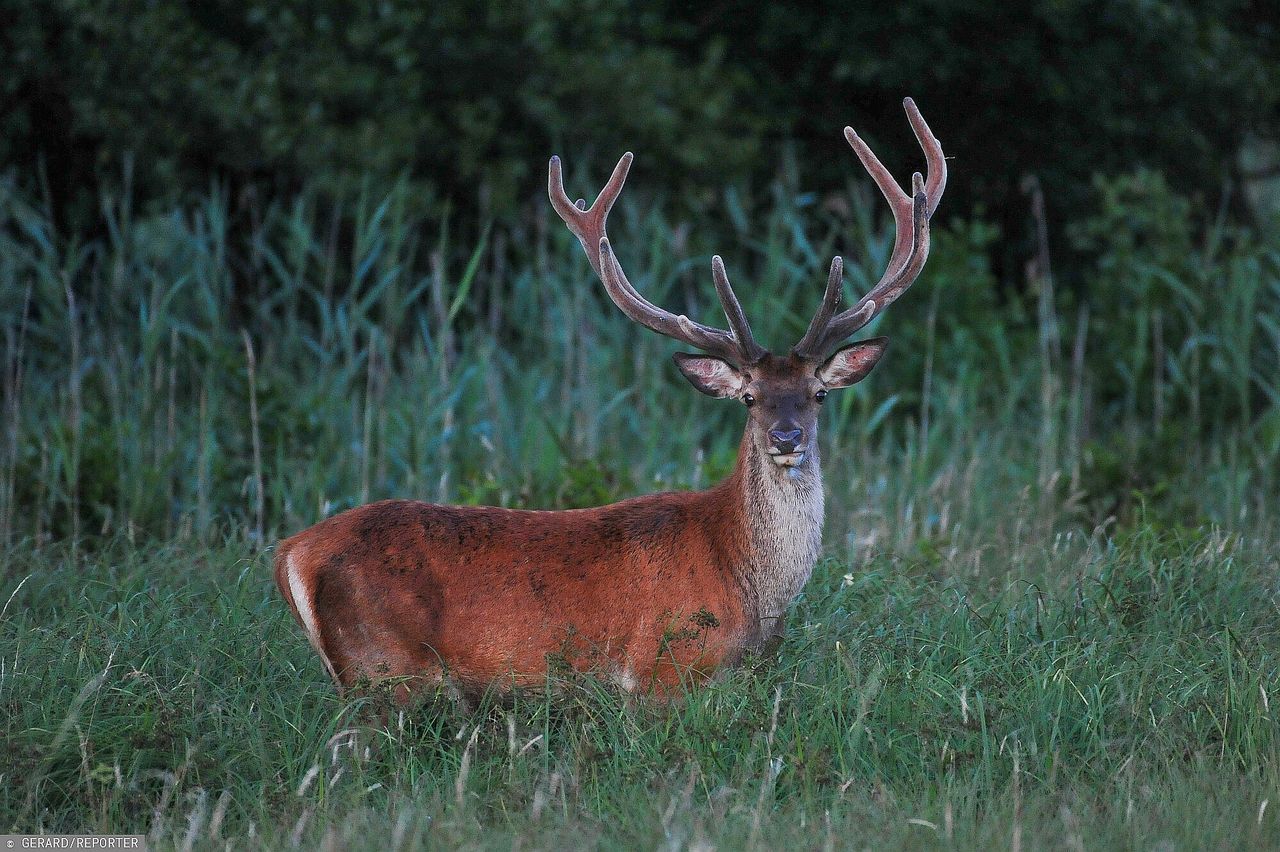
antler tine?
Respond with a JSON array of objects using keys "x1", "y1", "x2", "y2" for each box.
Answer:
[
  {"x1": 550, "y1": 153, "x2": 762, "y2": 367},
  {"x1": 548, "y1": 152, "x2": 633, "y2": 282},
  {"x1": 550, "y1": 152, "x2": 660, "y2": 314},
  {"x1": 598, "y1": 239, "x2": 744, "y2": 364},
  {"x1": 794, "y1": 256, "x2": 848, "y2": 358},
  {"x1": 711, "y1": 256, "x2": 767, "y2": 363},
  {"x1": 807, "y1": 180, "x2": 929, "y2": 355},
  {"x1": 793, "y1": 99, "x2": 945, "y2": 360},
  {"x1": 844, "y1": 125, "x2": 915, "y2": 285},
  {"x1": 904, "y1": 97, "x2": 947, "y2": 217}
]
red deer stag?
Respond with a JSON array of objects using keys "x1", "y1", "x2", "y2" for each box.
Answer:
[{"x1": 275, "y1": 98, "x2": 946, "y2": 702}]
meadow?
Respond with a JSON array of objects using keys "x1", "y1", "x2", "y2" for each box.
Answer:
[{"x1": 1, "y1": 167, "x2": 1279, "y2": 849}]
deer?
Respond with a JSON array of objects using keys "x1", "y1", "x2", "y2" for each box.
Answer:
[{"x1": 274, "y1": 98, "x2": 946, "y2": 704}]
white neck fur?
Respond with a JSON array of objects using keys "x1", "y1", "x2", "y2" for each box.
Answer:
[{"x1": 740, "y1": 444, "x2": 825, "y2": 640}]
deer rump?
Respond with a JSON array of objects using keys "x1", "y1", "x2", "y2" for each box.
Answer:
[{"x1": 274, "y1": 496, "x2": 759, "y2": 702}]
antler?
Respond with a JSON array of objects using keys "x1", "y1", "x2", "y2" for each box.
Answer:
[
  {"x1": 549, "y1": 154, "x2": 766, "y2": 367},
  {"x1": 793, "y1": 98, "x2": 947, "y2": 361}
]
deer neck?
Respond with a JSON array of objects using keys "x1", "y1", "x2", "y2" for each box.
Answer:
[{"x1": 725, "y1": 428, "x2": 825, "y2": 639}]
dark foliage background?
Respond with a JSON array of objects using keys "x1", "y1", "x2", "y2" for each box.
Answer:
[
  {"x1": 1, "y1": 0, "x2": 1280, "y2": 544},
  {"x1": 4, "y1": 0, "x2": 1278, "y2": 271}
]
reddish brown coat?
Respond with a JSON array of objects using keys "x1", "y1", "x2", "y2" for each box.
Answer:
[{"x1": 274, "y1": 463, "x2": 765, "y2": 700}]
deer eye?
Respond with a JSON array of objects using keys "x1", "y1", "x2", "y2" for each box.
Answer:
[
  {"x1": 815, "y1": 389, "x2": 828, "y2": 404},
  {"x1": 742, "y1": 393, "x2": 755, "y2": 407}
]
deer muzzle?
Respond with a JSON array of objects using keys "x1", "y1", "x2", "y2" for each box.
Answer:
[{"x1": 767, "y1": 428, "x2": 807, "y2": 467}]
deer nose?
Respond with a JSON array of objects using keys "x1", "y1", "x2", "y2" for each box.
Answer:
[{"x1": 768, "y1": 428, "x2": 803, "y2": 453}]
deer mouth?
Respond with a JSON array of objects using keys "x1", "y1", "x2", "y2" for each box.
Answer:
[{"x1": 768, "y1": 449, "x2": 807, "y2": 468}]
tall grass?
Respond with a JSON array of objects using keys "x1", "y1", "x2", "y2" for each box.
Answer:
[
  {"x1": 1, "y1": 169, "x2": 1277, "y2": 547},
  {"x1": 3, "y1": 525, "x2": 1278, "y2": 847},
  {"x1": 1, "y1": 168, "x2": 1279, "y2": 847}
]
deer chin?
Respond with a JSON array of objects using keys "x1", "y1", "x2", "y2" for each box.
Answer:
[{"x1": 768, "y1": 449, "x2": 807, "y2": 469}]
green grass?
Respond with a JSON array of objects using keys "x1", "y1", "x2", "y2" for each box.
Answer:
[
  {"x1": 2, "y1": 522, "x2": 1278, "y2": 848},
  {"x1": 1, "y1": 170, "x2": 1279, "y2": 847}
]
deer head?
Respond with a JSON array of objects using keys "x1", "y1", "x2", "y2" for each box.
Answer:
[{"x1": 549, "y1": 98, "x2": 946, "y2": 474}]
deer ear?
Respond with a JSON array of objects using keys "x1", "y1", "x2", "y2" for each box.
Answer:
[
  {"x1": 815, "y1": 337, "x2": 888, "y2": 388},
  {"x1": 672, "y1": 353, "x2": 746, "y2": 398}
]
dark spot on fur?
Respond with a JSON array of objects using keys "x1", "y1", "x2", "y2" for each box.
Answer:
[
  {"x1": 313, "y1": 568, "x2": 356, "y2": 651},
  {"x1": 413, "y1": 504, "x2": 500, "y2": 550},
  {"x1": 416, "y1": 504, "x2": 463, "y2": 541},
  {"x1": 529, "y1": 571, "x2": 548, "y2": 602},
  {"x1": 354, "y1": 500, "x2": 416, "y2": 546},
  {"x1": 415, "y1": 583, "x2": 444, "y2": 632},
  {"x1": 594, "y1": 515, "x2": 625, "y2": 545},
  {"x1": 624, "y1": 502, "x2": 683, "y2": 541}
]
